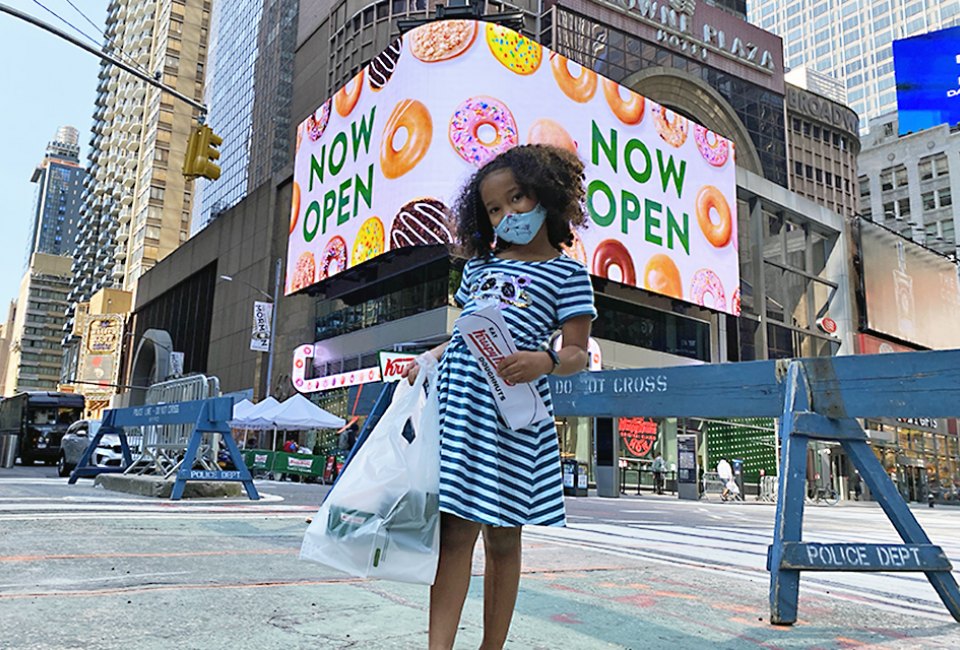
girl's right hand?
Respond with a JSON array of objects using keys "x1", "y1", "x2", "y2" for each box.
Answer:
[{"x1": 401, "y1": 361, "x2": 420, "y2": 385}]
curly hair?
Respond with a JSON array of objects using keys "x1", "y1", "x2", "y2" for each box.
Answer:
[{"x1": 452, "y1": 145, "x2": 587, "y2": 259}]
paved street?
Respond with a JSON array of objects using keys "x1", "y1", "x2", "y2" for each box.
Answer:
[{"x1": 1, "y1": 468, "x2": 960, "y2": 649}]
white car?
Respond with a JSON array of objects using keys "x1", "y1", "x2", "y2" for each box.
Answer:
[{"x1": 58, "y1": 420, "x2": 140, "y2": 477}]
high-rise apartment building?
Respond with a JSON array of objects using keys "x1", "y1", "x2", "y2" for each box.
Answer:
[
  {"x1": 4, "y1": 254, "x2": 72, "y2": 396},
  {"x1": 749, "y1": 0, "x2": 960, "y2": 132},
  {"x1": 64, "y1": 0, "x2": 211, "y2": 386},
  {"x1": 194, "y1": 0, "x2": 298, "y2": 231},
  {"x1": 27, "y1": 126, "x2": 83, "y2": 261}
]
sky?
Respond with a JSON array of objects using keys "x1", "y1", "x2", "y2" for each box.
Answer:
[{"x1": 0, "y1": 0, "x2": 108, "y2": 309}]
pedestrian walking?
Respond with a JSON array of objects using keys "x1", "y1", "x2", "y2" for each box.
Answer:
[
  {"x1": 403, "y1": 145, "x2": 595, "y2": 650},
  {"x1": 851, "y1": 469, "x2": 862, "y2": 501},
  {"x1": 651, "y1": 452, "x2": 666, "y2": 495}
]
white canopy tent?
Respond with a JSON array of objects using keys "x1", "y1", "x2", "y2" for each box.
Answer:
[
  {"x1": 228, "y1": 396, "x2": 280, "y2": 429},
  {"x1": 228, "y1": 395, "x2": 345, "y2": 452},
  {"x1": 232, "y1": 399, "x2": 255, "y2": 421}
]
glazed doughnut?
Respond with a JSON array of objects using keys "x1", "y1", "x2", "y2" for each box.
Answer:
[
  {"x1": 486, "y1": 23, "x2": 542, "y2": 74},
  {"x1": 696, "y1": 185, "x2": 733, "y2": 248},
  {"x1": 690, "y1": 269, "x2": 726, "y2": 311},
  {"x1": 390, "y1": 198, "x2": 454, "y2": 249},
  {"x1": 652, "y1": 104, "x2": 688, "y2": 148},
  {"x1": 527, "y1": 118, "x2": 577, "y2": 153},
  {"x1": 593, "y1": 239, "x2": 636, "y2": 285},
  {"x1": 731, "y1": 286, "x2": 742, "y2": 316},
  {"x1": 561, "y1": 230, "x2": 587, "y2": 265},
  {"x1": 306, "y1": 99, "x2": 332, "y2": 141},
  {"x1": 643, "y1": 254, "x2": 682, "y2": 299},
  {"x1": 290, "y1": 251, "x2": 316, "y2": 292},
  {"x1": 334, "y1": 70, "x2": 364, "y2": 117},
  {"x1": 296, "y1": 123, "x2": 304, "y2": 153},
  {"x1": 352, "y1": 216, "x2": 385, "y2": 266},
  {"x1": 550, "y1": 52, "x2": 597, "y2": 103},
  {"x1": 289, "y1": 181, "x2": 301, "y2": 235},
  {"x1": 318, "y1": 236, "x2": 348, "y2": 280},
  {"x1": 449, "y1": 96, "x2": 518, "y2": 167},
  {"x1": 381, "y1": 99, "x2": 433, "y2": 179},
  {"x1": 603, "y1": 78, "x2": 645, "y2": 125},
  {"x1": 369, "y1": 38, "x2": 402, "y2": 91},
  {"x1": 409, "y1": 20, "x2": 477, "y2": 62},
  {"x1": 694, "y1": 124, "x2": 729, "y2": 167}
]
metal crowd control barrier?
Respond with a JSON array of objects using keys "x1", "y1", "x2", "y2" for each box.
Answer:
[
  {"x1": 546, "y1": 350, "x2": 960, "y2": 625},
  {"x1": 128, "y1": 374, "x2": 221, "y2": 477},
  {"x1": 72, "y1": 397, "x2": 258, "y2": 500}
]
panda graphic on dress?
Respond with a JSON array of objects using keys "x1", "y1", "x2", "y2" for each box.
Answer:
[{"x1": 472, "y1": 271, "x2": 533, "y2": 309}]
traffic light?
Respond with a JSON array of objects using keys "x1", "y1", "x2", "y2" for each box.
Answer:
[{"x1": 182, "y1": 125, "x2": 222, "y2": 181}]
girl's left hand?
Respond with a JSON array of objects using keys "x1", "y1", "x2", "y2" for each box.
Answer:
[{"x1": 497, "y1": 351, "x2": 553, "y2": 385}]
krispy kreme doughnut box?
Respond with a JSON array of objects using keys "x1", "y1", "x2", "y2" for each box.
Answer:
[{"x1": 288, "y1": 20, "x2": 739, "y2": 315}]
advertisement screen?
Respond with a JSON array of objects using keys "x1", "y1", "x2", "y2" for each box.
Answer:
[
  {"x1": 893, "y1": 25, "x2": 960, "y2": 135},
  {"x1": 77, "y1": 314, "x2": 124, "y2": 398},
  {"x1": 287, "y1": 20, "x2": 740, "y2": 314},
  {"x1": 859, "y1": 220, "x2": 960, "y2": 349}
]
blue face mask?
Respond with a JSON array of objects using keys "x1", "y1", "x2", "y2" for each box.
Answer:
[{"x1": 493, "y1": 204, "x2": 547, "y2": 245}]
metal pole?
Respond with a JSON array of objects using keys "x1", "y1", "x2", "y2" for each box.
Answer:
[{"x1": 265, "y1": 258, "x2": 281, "y2": 398}]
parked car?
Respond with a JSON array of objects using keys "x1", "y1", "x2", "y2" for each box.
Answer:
[{"x1": 58, "y1": 420, "x2": 140, "y2": 478}]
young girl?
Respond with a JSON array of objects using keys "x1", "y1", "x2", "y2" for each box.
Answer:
[{"x1": 404, "y1": 144, "x2": 596, "y2": 650}]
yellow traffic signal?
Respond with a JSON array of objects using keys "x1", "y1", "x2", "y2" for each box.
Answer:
[{"x1": 182, "y1": 125, "x2": 222, "y2": 181}]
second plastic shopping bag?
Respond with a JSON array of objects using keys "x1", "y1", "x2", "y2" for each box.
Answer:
[{"x1": 299, "y1": 355, "x2": 440, "y2": 584}]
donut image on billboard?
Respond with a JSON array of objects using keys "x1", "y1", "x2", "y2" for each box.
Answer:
[{"x1": 287, "y1": 20, "x2": 739, "y2": 315}]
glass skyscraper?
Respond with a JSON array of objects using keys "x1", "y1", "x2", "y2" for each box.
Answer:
[
  {"x1": 28, "y1": 126, "x2": 83, "y2": 261},
  {"x1": 194, "y1": 0, "x2": 298, "y2": 231},
  {"x1": 749, "y1": 0, "x2": 960, "y2": 132}
]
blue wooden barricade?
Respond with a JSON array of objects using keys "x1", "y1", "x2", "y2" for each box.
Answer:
[
  {"x1": 546, "y1": 349, "x2": 960, "y2": 625},
  {"x1": 69, "y1": 397, "x2": 259, "y2": 501}
]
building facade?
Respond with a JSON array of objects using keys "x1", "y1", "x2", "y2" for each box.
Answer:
[
  {"x1": 3, "y1": 254, "x2": 72, "y2": 396},
  {"x1": 749, "y1": 0, "x2": 960, "y2": 132},
  {"x1": 194, "y1": 0, "x2": 298, "y2": 231},
  {"x1": 785, "y1": 83, "x2": 860, "y2": 218},
  {"x1": 27, "y1": 126, "x2": 83, "y2": 261},
  {"x1": 64, "y1": 0, "x2": 212, "y2": 387},
  {"x1": 857, "y1": 112, "x2": 960, "y2": 259}
]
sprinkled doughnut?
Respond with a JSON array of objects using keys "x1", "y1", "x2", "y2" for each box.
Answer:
[
  {"x1": 449, "y1": 96, "x2": 518, "y2": 167},
  {"x1": 652, "y1": 104, "x2": 688, "y2": 148},
  {"x1": 603, "y1": 78, "x2": 645, "y2": 125},
  {"x1": 642, "y1": 254, "x2": 682, "y2": 299},
  {"x1": 381, "y1": 99, "x2": 433, "y2": 179},
  {"x1": 306, "y1": 100, "x2": 331, "y2": 141},
  {"x1": 694, "y1": 124, "x2": 729, "y2": 167},
  {"x1": 290, "y1": 181, "x2": 301, "y2": 235},
  {"x1": 290, "y1": 251, "x2": 316, "y2": 292},
  {"x1": 690, "y1": 269, "x2": 726, "y2": 311},
  {"x1": 731, "y1": 286, "x2": 742, "y2": 316},
  {"x1": 334, "y1": 69, "x2": 363, "y2": 117},
  {"x1": 369, "y1": 38, "x2": 402, "y2": 91},
  {"x1": 486, "y1": 23, "x2": 542, "y2": 74},
  {"x1": 352, "y1": 216, "x2": 385, "y2": 266},
  {"x1": 696, "y1": 185, "x2": 733, "y2": 248},
  {"x1": 550, "y1": 52, "x2": 597, "y2": 103},
  {"x1": 318, "y1": 236, "x2": 348, "y2": 281},
  {"x1": 409, "y1": 20, "x2": 476, "y2": 62},
  {"x1": 593, "y1": 239, "x2": 636, "y2": 285}
]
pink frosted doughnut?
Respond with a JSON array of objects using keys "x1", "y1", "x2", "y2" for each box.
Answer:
[
  {"x1": 449, "y1": 96, "x2": 518, "y2": 167},
  {"x1": 306, "y1": 99, "x2": 332, "y2": 141},
  {"x1": 690, "y1": 269, "x2": 726, "y2": 311},
  {"x1": 318, "y1": 236, "x2": 348, "y2": 280},
  {"x1": 731, "y1": 286, "x2": 741, "y2": 315},
  {"x1": 694, "y1": 124, "x2": 729, "y2": 167}
]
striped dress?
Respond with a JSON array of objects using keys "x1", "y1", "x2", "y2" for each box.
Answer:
[{"x1": 437, "y1": 254, "x2": 596, "y2": 527}]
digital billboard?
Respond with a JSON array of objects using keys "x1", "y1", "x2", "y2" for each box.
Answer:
[
  {"x1": 858, "y1": 219, "x2": 960, "y2": 349},
  {"x1": 893, "y1": 25, "x2": 960, "y2": 135},
  {"x1": 288, "y1": 20, "x2": 739, "y2": 315}
]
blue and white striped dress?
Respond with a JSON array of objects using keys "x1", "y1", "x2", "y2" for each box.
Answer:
[{"x1": 437, "y1": 254, "x2": 596, "y2": 528}]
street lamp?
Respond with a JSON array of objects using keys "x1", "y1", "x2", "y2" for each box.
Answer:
[{"x1": 219, "y1": 258, "x2": 282, "y2": 399}]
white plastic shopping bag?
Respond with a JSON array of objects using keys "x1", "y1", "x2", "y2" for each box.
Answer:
[{"x1": 299, "y1": 355, "x2": 440, "y2": 584}]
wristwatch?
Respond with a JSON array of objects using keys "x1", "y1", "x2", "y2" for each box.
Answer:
[{"x1": 543, "y1": 347, "x2": 561, "y2": 374}]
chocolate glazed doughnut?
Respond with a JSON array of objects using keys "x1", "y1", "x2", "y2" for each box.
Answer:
[
  {"x1": 390, "y1": 198, "x2": 454, "y2": 249},
  {"x1": 369, "y1": 38, "x2": 402, "y2": 91},
  {"x1": 592, "y1": 239, "x2": 636, "y2": 285}
]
